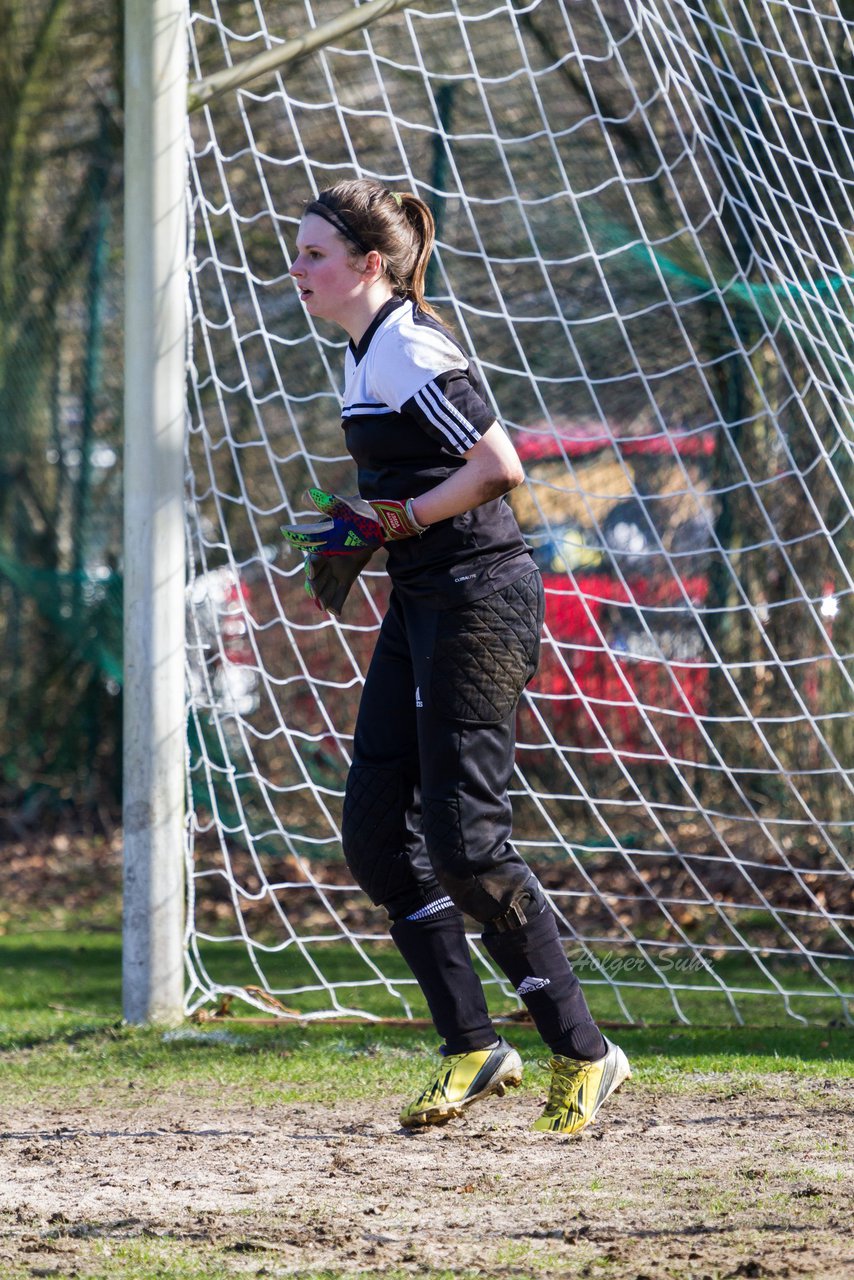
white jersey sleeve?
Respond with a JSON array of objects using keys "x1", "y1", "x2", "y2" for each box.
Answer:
[{"x1": 367, "y1": 321, "x2": 467, "y2": 414}]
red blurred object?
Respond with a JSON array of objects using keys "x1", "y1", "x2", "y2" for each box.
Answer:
[
  {"x1": 514, "y1": 418, "x2": 718, "y2": 463},
  {"x1": 516, "y1": 421, "x2": 717, "y2": 764},
  {"x1": 220, "y1": 573, "x2": 254, "y2": 665},
  {"x1": 529, "y1": 572, "x2": 711, "y2": 762}
]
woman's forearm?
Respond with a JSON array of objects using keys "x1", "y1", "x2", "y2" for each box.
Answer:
[{"x1": 409, "y1": 422, "x2": 524, "y2": 528}]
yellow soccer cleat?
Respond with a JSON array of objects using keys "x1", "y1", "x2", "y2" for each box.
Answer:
[
  {"x1": 400, "y1": 1037, "x2": 523, "y2": 1129},
  {"x1": 532, "y1": 1038, "x2": 631, "y2": 1136}
]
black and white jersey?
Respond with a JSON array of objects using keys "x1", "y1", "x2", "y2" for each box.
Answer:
[{"x1": 342, "y1": 297, "x2": 535, "y2": 607}]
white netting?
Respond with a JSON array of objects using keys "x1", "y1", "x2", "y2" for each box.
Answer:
[{"x1": 184, "y1": 0, "x2": 853, "y2": 1027}]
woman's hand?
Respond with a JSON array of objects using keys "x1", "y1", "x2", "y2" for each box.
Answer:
[
  {"x1": 409, "y1": 422, "x2": 524, "y2": 528},
  {"x1": 281, "y1": 489, "x2": 426, "y2": 555},
  {"x1": 282, "y1": 421, "x2": 525, "y2": 566}
]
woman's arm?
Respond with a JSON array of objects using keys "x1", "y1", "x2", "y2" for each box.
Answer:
[{"x1": 409, "y1": 422, "x2": 524, "y2": 527}]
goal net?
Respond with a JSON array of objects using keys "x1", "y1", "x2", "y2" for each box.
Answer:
[{"x1": 183, "y1": 0, "x2": 853, "y2": 1028}]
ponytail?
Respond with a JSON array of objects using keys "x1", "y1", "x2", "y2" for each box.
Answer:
[{"x1": 398, "y1": 193, "x2": 440, "y2": 321}]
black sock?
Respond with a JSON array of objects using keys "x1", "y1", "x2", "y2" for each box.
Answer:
[
  {"x1": 390, "y1": 906, "x2": 497, "y2": 1054},
  {"x1": 483, "y1": 907, "x2": 606, "y2": 1060},
  {"x1": 550, "y1": 1023, "x2": 608, "y2": 1061}
]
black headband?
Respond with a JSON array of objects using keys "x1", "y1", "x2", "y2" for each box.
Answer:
[{"x1": 305, "y1": 200, "x2": 371, "y2": 255}]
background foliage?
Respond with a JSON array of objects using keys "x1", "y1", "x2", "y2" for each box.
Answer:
[{"x1": 0, "y1": 0, "x2": 123, "y2": 829}]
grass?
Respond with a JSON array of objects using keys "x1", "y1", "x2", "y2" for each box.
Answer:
[
  {"x1": 0, "y1": 1251, "x2": 486, "y2": 1280},
  {"x1": 1, "y1": 925, "x2": 849, "y2": 1280},
  {"x1": 187, "y1": 930, "x2": 854, "y2": 1028},
  {"x1": 0, "y1": 1236, "x2": 489, "y2": 1280},
  {"x1": 0, "y1": 926, "x2": 851, "y2": 1108}
]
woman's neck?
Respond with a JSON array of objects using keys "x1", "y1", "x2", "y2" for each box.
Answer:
[{"x1": 340, "y1": 281, "x2": 397, "y2": 345}]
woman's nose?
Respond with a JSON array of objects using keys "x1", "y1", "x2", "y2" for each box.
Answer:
[{"x1": 290, "y1": 256, "x2": 303, "y2": 278}]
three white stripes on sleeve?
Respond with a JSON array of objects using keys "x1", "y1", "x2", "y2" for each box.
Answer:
[{"x1": 414, "y1": 381, "x2": 481, "y2": 453}]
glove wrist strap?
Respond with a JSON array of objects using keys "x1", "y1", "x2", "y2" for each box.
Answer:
[{"x1": 371, "y1": 497, "x2": 428, "y2": 540}]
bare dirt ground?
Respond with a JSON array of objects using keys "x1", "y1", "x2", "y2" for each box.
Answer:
[{"x1": 0, "y1": 1077, "x2": 852, "y2": 1279}]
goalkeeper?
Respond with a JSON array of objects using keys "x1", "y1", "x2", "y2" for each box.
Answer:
[{"x1": 282, "y1": 178, "x2": 629, "y2": 1135}]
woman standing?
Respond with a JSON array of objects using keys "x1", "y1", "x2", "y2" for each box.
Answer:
[{"x1": 282, "y1": 179, "x2": 629, "y2": 1134}]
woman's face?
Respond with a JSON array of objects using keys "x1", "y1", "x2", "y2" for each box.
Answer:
[{"x1": 290, "y1": 213, "x2": 363, "y2": 324}]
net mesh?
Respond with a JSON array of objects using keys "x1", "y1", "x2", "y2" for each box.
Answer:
[{"x1": 184, "y1": 0, "x2": 853, "y2": 1027}]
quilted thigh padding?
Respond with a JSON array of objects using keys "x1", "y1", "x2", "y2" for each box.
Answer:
[
  {"x1": 431, "y1": 570, "x2": 544, "y2": 724},
  {"x1": 342, "y1": 764, "x2": 423, "y2": 910}
]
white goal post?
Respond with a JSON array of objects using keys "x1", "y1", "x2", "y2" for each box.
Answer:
[
  {"x1": 122, "y1": 0, "x2": 188, "y2": 1025},
  {"x1": 124, "y1": 0, "x2": 854, "y2": 1028}
]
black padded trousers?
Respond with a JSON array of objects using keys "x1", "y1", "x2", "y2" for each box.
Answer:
[
  {"x1": 341, "y1": 570, "x2": 604, "y2": 1059},
  {"x1": 342, "y1": 572, "x2": 544, "y2": 922}
]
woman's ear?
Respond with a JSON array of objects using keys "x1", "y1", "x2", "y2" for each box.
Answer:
[{"x1": 362, "y1": 249, "x2": 384, "y2": 281}]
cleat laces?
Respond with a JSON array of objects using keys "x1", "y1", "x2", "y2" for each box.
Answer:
[{"x1": 541, "y1": 1056, "x2": 592, "y2": 1110}]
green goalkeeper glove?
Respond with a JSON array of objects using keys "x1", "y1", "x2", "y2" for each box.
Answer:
[{"x1": 281, "y1": 488, "x2": 426, "y2": 556}]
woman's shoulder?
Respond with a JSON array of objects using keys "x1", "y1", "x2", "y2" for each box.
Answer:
[{"x1": 369, "y1": 300, "x2": 469, "y2": 381}]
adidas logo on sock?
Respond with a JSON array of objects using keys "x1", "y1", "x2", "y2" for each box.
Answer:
[
  {"x1": 516, "y1": 975, "x2": 551, "y2": 996},
  {"x1": 415, "y1": 686, "x2": 423, "y2": 707}
]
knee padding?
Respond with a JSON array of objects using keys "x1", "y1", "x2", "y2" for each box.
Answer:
[
  {"x1": 342, "y1": 764, "x2": 413, "y2": 908},
  {"x1": 436, "y1": 866, "x2": 548, "y2": 929}
]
